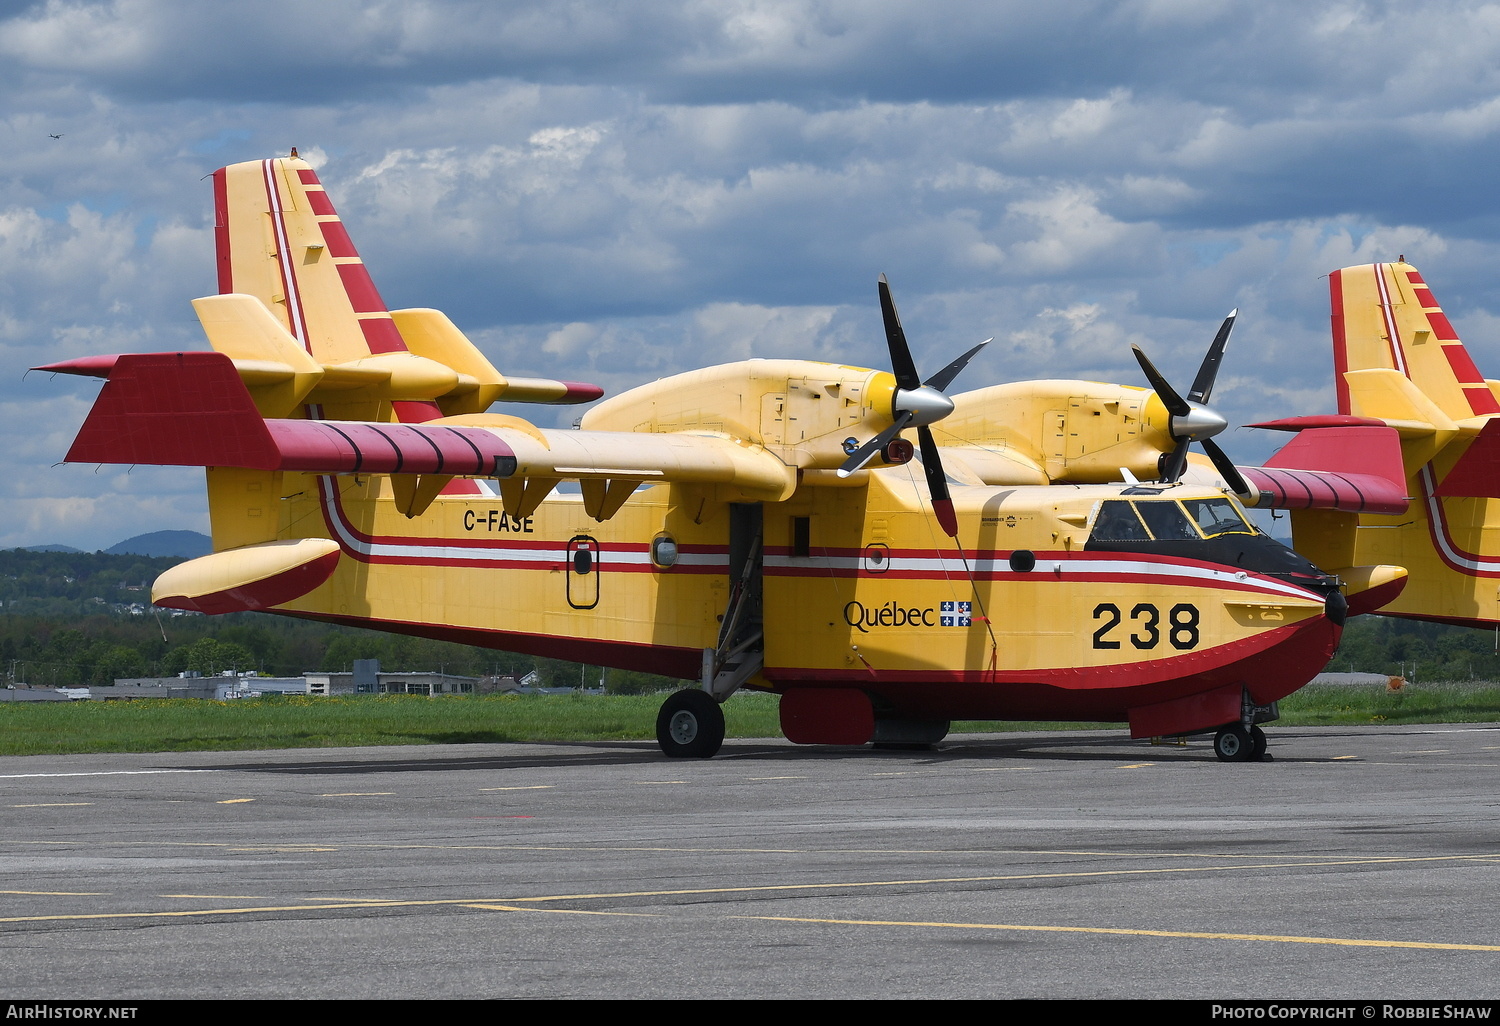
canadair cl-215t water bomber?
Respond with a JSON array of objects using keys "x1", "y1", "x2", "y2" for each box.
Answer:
[{"x1": 40, "y1": 154, "x2": 1410, "y2": 761}]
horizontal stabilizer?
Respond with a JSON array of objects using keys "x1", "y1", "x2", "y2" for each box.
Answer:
[
  {"x1": 49, "y1": 350, "x2": 795, "y2": 507},
  {"x1": 152, "y1": 538, "x2": 340, "y2": 615},
  {"x1": 57, "y1": 351, "x2": 517, "y2": 476},
  {"x1": 1434, "y1": 418, "x2": 1500, "y2": 498},
  {"x1": 1239, "y1": 425, "x2": 1408, "y2": 514}
]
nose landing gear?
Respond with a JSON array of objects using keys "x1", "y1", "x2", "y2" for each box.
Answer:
[{"x1": 1213, "y1": 723, "x2": 1269, "y2": 762}]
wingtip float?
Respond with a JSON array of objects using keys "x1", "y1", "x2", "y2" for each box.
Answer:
[{"x1": 43, "y1": 154, "x2": 1418, "y2": 762}]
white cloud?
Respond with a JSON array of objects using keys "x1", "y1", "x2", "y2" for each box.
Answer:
[{"x1": 8, "y1": 1, "x2": 1500, "y2": 547}]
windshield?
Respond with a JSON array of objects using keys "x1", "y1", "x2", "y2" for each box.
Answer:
[
  {"x1": 1091, "y1": 498, "x2": 1225, "y2": 543},
  {"x1": 1180, "y1": 497, "x2": 1254, "y2": 538}
]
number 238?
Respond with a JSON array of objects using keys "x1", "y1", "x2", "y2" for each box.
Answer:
[{"x1": 1092, "y1": 602, "x2": 1200, "y2": 650}]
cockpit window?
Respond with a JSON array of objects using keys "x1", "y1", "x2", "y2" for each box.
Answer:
[
  {"x1": 1180, "y1": 497, "x2": 1254, "y2": 538},
  {"x1": 1134, "y1": 499, "x2": 1201, "y2": 541},
  {"x1": 1090, "y1": 500, "x2": 1150, "y2": 541}
]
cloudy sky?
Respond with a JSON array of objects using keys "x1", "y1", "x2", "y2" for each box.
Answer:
[{"x1": 6, "y1": 0, "x2": 1500, "y2": 549}]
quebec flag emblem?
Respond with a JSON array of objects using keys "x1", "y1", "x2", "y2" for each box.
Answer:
[{"x1": 940, "y1": 601, "x2": 971, "y2": 627}]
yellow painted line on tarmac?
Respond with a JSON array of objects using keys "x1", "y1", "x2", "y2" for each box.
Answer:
[
  {"x1": 17, "y1": 838, "x2": 1487, "y2": 862},
  {"x1": 11, "y1": 803, "x2": 93, "y2": 808},
  {"x1": 1332, "y1": 756, "x2": 1359, "y2": 760},
  {"x1": 2, "y1": 853, "x2": 1495, "y2": 928},
  {"x1": 463, "y1": 904, "x2": 660, "y2": 918},
  {"x1": 736, "y1": 914, "x2": 1500, "y2": 952},
  {"x1": 1117, "y1": 763, "x2": 1155, "y2": 769},
  {"x1": 160, "y1": 894, "x2": 269, "y2": 900},
  {"x1": 217, "y1": 799, "x2": 256, "y2": 804}
]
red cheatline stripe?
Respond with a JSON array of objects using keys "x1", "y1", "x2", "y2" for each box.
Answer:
[
  {"x1": 318, "y1": 220, "x2": 357, "y2": 258},
  {"x1": 213, "y1": 168, "x2": 231, "y2": 294},
  {"x1": 360, "y1": 318, "x2": 407, "y2": 354},
  {"x1": 337, "y1": 263, "x2": 387, "y2": 313},
  {"x1": 1465, "y1": 385, "x2": 1500, "y2": 415},
  {"x1": 1331, "y1": 268, "x2": 1350, "y2": 415},
  {"x1": 1443, "y1": 342, "x2": 1485, "y2": 383},
  {"x1": 262, "y1": 159, "x2": 308, "y2": 349},
  {"x1": 1426, "y1": 310, "x2": 1461, "y2": 341}
]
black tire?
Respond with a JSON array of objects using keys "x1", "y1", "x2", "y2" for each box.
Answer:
[
  {"x1": 1213, "y1": 724, "x2": 1254, "y2": 762},
  {"x1": 1250, "y1": 725, "x2": 1268, "y2": 761},
  {"x1": 656, "y1": 689, "x2": 725, "y2": 759}
]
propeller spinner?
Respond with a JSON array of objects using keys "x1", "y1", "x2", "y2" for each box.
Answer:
[
  {"x1": 837, "y1": 275, "x2": 989, "y2": 538},
  {"x1": 1130, "y1": 309, "x2": 1251, "y2": 495}
]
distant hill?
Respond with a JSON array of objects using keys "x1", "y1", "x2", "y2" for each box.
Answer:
[
  {"x1": 22, "y1": 544, "x2": 83, "y2": 553},
  {"x1": 104, "y1": 531, "x2": 212, "y2": 558}
]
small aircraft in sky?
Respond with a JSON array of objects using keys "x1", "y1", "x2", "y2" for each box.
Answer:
[
  {"x1": 40, "y1": 154, "x2": 1409, "y2": 761},
  {"x1": 1251, "y1": 259, "x2": 1500, "y2": 631}
]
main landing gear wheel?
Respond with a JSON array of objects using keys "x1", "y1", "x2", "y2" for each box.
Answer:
[
  {"x1": 656, "y1": 689, "x2": 725, "y2": 759},
  {"x1": 1213, "y1": 724, "x2": 1255, "y2": 762},
  {"x1": 1250, "y1": 725, "x2": 1269, "y2": 761}
]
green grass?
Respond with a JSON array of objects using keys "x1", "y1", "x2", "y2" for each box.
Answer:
[
  {"x1": 1274, "y1": 681, "x2": 1500, "y2": 727},
  {"x1": 0, "y1": 692, "x2": 781, "y2": 756},
  {"x1": 4, "y1": 681, "x2": 1499, "y2": 756}
]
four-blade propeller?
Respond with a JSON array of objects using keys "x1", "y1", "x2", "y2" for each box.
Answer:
[
  {"x1": 836, "y1": 275, "x2": 989, "y2": 538},
  {"x1": 844, "y1": 281, "x2": 1250, "y2": 537},
  {"x1": 1130, "y1": 309, "x2": 1250, "y2": 495}
]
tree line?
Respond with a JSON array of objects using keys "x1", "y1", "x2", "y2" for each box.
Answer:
[{"x1": 0, "y1": 549, "x2": 679, "y2": 693}]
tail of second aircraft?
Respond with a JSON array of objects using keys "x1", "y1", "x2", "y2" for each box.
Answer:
[{"x1": 1281, "y1": 260, "x2": 1500, "y2": 627}]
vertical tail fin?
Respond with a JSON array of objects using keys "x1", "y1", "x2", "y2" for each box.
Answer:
[
  {"x1": 214, "y1": 155, "x2": 408, "y2": 365},
  {"x1": 1331, "y1": 261, "x2": 1500, "y2": 422}
]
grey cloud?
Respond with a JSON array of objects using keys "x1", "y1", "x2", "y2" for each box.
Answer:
[{"x1": 8, "y1": 1, "x2": 1500, "y2": 546}]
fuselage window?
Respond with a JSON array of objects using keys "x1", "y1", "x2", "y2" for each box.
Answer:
[
  {"x1": 1090, "y1": 501, "x2": 1150, "y2": 541},
  {"x1": 1135, "y1": 500, "x2": 1200, "y2": 541}
]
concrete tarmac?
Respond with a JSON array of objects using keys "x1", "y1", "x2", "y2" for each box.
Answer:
[{"x1": 2, "y1": 724, "x2": 1499, "y2": 1000}]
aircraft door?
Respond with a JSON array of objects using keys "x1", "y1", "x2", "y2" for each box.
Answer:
[{"x1": 567, "y1": 534, "x2": 600, "y2": 610}]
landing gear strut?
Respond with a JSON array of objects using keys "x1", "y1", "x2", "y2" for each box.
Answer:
[{"x1": 656, "y1": 689, "x2": 725, "y2": 759}]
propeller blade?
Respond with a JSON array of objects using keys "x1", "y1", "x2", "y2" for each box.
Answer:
[
  {"x1": 837, "y1": 410, "x2": 914, "y2": 477},
  {"x1": 1202, "y1": 438, "x2": 1252, "y2": 496},
  {"x1": 916, "y1": 425, "x2": 958, "y2": 538},
  {"x1": 1131, "y1": 344, "x2": 1190, "y2": 417},
  {"x1": 878, "y1": 274, "x2": 921, "y2": 393},
  {"x1": 924, "y1": 338, "x2": 992, "y2": 393},
  {"x1": 1187, "y1": 308, "x2": 1237, "y2": 405},
  {"x1": 1158, "y1": 441, "x2": 1191, "y2": 484}
]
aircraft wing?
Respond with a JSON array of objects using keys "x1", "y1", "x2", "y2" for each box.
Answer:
[{"x1": 41, "y1": 351, "x2": 796, "y2": 513}]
